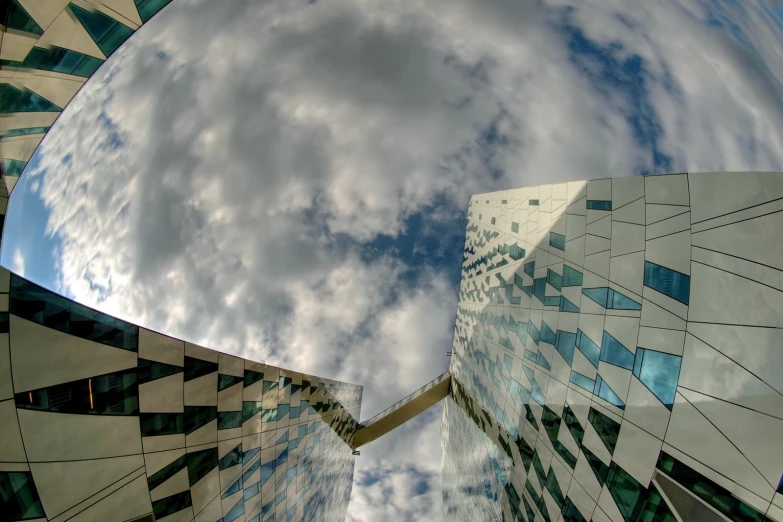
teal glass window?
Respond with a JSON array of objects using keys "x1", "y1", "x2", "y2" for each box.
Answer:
[
  {"x1": 0, "y1": 60, "x2": 23, "y2": 69},
  {"x1": 633, "y1": 349, "x2": 682, "y2": 409},
  {"x1": 528, "y1": 322, "x2": 540, "y2": 345},
  {"x1": 138, "y1": 358, "x2": 182, "y2": 384},
  {"x1": 244, "y1": 481, "x2": 260, "y2": 501},
  {"x1": 521, "y1": 492, "x2": 536, "y2": 522},
  {"x1": 544, "y1": 295, "x2": 560, "y2": 307},
  {"x1": 524, "y1": 260, "x2": 535, "y2": 277},
  {"x1": 529, "y1": 199, "x2": 539, "y2": 206},
  {"x1": 562, "y1": 403, "x2": 584, "y2": 446},
  {"x1": 594, "y1": 376, "x2": 625, "y2": 409},
  {"x1": 511, "y1": 222, "x2": 519, "y2": 233},
  {"x1": 637, "y1": 485, "x2": 678, "y2": 522},
  {"x1": 222, "y1": 478, "x2": 242, "y2": 498},
  {"x1": 6, "y1": 0, "x2": 43, "y2": 35},
  {"x1": 242, "y1": 448, "x2": 259, "y2": 465},
  {"x1": 555, "y1": 331, "x2": 576, "y2": 365},
  {"x1": 540, "y1": 321, "x2": 556, "y2": 345},
  {"x1": 0, "y1": 84, "x2": 61, "y2": 113},
  {"x1": 563, "y1": 498, "x2": 587, "y2": 522},
  {"x1": 549, "y1": 232, "x2": 566, "y2": 251},
  {"x1": 583, "y1": 287, "x2": 609, "y2": 308},
  {"x1": 522, "y1": 284, "x2": 533, "y2": 297},
  {"x1": 600, "y1": 331, "x2": 635, "y2": 370},
  {"x1": 70, "y1": 4, "x2": 134, "y2": 57},
  {"x1": 657, "y1": 452, "x2": 767, "y2": 522},
  {"x1": 0, "y1": 471, "x2": 45, "y2": 520},
  {"x1": 575, "y1": 329, "x2": 600, "y2": 367},
  {"x1": 218, "y1": 374, "x2": 243, "y2": 391},
  {"x1": 261, "y1": 408, "x2": 277, "y2": 422},
  {"x1": 569, "y1": 371, "x2": 595, "y2": 393},
  {"x1": 524, "y1": 349, "x2": 538, "y2": 362},
  {"x1": 560, "y1": 296, "x2": 580, "y2": 312},
  {"x1": 1, "y1": 126, "x2": 50, "y2": 140},
  {"x1": 587, "y1": 200, "x2": 612, "y2": 210},
  {"x1": 491, "y1": 217, "x2": 496, "y2": 225},
  {"x1": 508, "y1": 243, "x2": 524, "y2": 260},
  {"x1": 152, "y1": 491, "x2": 192, "y2": 520},
  {"x1": 140, "y1": 413, "x2": 184, "y2": 436},
  {"x1": 531, "y1": 379, "x2": 546, "y2": 405},
  {"x1": 533, "y1": 277, "x2": 547, "y2": 304},
  {"x1": 644, "y1": 261, "x2": 691, "y2": 304},
  {"x1": 185, "y1": 406, "x2": 217, "y2": 435},
  {"x1": 218, "y1": 411, "x2": 242, "y2": 430},
  {"x1": 147, "y1": 454, "x2": 186, "y2": 491},
  {"x1": 545, "y1": 469, "x2": 565, "y2": 509},
  {"x1": 262, "y1": 380, "x2": 278, "y2": 394},
  {"x1": 588, "y1": 407, "x2": 620, "y2": 455},
  {"x1": 581, "y1": 445, "x2": 609, "y2": 486},
  {"x1": 21, "y1": 46, "x2": 104, "y2": 78},
  {"x1": 16, "y1": 368, "x2": 138, "y2": 415},
  {"x1": 606, "y1": 462, "x2": 645, "y2": 520},
  {"x1": 219, "y1": 444, "x2": 241, "y2": 470},
  {"x1": 184, "y1": 356, "x2": 217, "y2": 381},
  {"x1": 10, "y1": 275, "x2": 138, "y2": 350},
  {"x1": 187, "y1": 448, "x2": 218, "y2": 486},
  {"x1": 244, "y1": 369, "x2": 263, "y2": 387},
  {"x1": 547, "y1": 269, "x2": 562, "y2": 291},
  {"x1": 134, "y1": 0, "x2": 174, "y2": 23},
  {"x1": 242, "y1": 401, "x2": 262, "y2": 421},
  {"x1": 562, "y1": 265, "x2": 583, "y2": 287},
  {"x1": 3, "y1": 159, "x2": 26, "y2": 177}
]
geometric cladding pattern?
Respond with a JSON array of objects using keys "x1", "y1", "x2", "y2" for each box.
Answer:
[
  {"x1": 0, "y1": 271, "x2": 362, "y2": 522},
  {"x1": 444, "y1": 173, "x2": 783, "y2": 522}
]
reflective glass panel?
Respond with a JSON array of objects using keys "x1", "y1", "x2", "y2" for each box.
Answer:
[
  {"x1": 633, "y1": 349, "x2": 682, "y2": 409},
  {"x1": 549, "y1": 232, "x2": 566, "y2": 251},
  {"x1": 600, "y1": 331, "x2": 635, "y2": 370},
  {"x1": 643, "y1": 261, "x2": 691, "y2": 305},
  {"x1": 0, "y1": 472, "x2": 45, "y2": 520}
]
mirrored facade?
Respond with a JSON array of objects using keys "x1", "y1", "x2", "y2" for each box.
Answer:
[
  {"x1": 444, "y1": 172, "x2": 783, "y2": 522},
  {"x1": 0, "y1": 271, "x2": 362, "y2": 522}
]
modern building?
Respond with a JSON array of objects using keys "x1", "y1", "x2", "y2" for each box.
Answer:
[
  {"x1": 0, "y1": 3, "x2": 781, "y2": 522},
  {"x1": 443, "y1": 173, "x2": 783, "y2": 522}
]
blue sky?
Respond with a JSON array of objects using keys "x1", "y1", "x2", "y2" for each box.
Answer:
[{"x1": 3, "y1": 0, "x2": 783, "y2": 520}]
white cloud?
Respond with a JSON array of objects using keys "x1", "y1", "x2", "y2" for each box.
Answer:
[
  {"x1": 11, "y1": 248, "x2": 25, "y2": 277},
  {"x1": 4, "y1": 0, "x2": 783, "y2": 519}
]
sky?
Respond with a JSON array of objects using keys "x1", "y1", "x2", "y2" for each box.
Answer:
[{"x1": 2, "y1": 0, "x2": 783, "y2": 520}]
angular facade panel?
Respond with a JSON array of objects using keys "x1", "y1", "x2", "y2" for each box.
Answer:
[{"x1": 444, "y1": 173, "x2": 783, "y2": 522}]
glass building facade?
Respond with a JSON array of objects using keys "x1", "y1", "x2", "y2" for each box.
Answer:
[{"x1": 443, "y1": 173, "x2": 783, "y2": 522}]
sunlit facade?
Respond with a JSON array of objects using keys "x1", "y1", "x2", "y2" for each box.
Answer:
[{"x1": 443, "y1": 172, "x2": 783, "y2": 522}]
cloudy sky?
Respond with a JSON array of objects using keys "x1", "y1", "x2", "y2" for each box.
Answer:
[{"x1": 3, "y1": 0, "x2": 783, "y2": 519}]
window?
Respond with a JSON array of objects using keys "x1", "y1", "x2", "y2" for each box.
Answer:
[
  {"x1": 219, "y1": 444, "x2": 241, "y2": 470},
  {"x1": 588, "y1": 407, "x2": 620, "y2": 455},
  {"x1": 138, "y1": 358, "x2": 182, "y2": 384},
  {"x1": 244, "y1": 369, "x2": 263, "y2": 387},
  {"x1": 562, "y1": 403, "x2": 584, "y2": 446},
  {"x1": 502, "y1": 199, "x2": 507, "y2": 204},
  {"x1": 17, "y1": 368, "x2": 138, "y2": 415},
  {"x1": 524, "y1": 349, "x2": 538, "y2": 363},
  {"x1": 242, "y1": 447, "x2": 259, "y2": 465},
  {"x1": 3, "y1": 159, "x2": 26, "y2": 177},
  {"x1": 262, "y1": 380, "x2": 278, "y2": 394},
  {"x1": 594, "y1": 376, "x2": 625, "y2": 409},
  {"x1": 547, "y1": 269, "x2": 563, "y2": 291},
  {"x1": 187, "y1": 447, "x2": 218, "y2": 486},
  {"x1": 184, "y1": 356, "x2": 217, "y2": 381},
  {"x1": 562, "y1": 498, "x2": 588, "y2": 522},
  {"x1": 562, "y1": 265, "x2": 584, "y2": 287},
  {"x1": 527, "y1": 322, "x2": 540, "y2": 345},
  {"x1": 560, "y1": 297, "x2": 580, "y2": 313},
  {"x1": 152, "y1": 491, "x2": 192, "y2": 520},
  {"x1": 511, "y1": 222, "x2": 519, "y2": 233},
  {"x1": 533, "y1": 277, "x2": 547, "y2": 304},
  {"x1": 582, "y1": 286, "x2": 641, "y2": 310},
  {"x1": 218, "y1": 374, "x2": 243, "y2": 391},
  {"x1": 540, "y1": 321, "x2": 556, "y2": 345},
  {"x1": 576, "y1": 329, "x2": 600, "y2": 367},
  {"x1": 6, "y1": 0, "x2": 43, "y2": 35},
  {"x1": 184, "y1": 406, "x2": 217, "y2": 434},
  {"x1": 243, "y1": 401, "x2": 263, "y2": 422},
  {"x1": 569, "y1": 371, "x2": 595, "y2": 393},
  {"x1": 524, "y1": 260, "x2": 535, "y2": 277},
  {"x1": 606, "y1": 462, "x2": 645, "y2": 520},
  {"x1": 555, "y1": 331, "x2": 576, "y2": 365},
  {"x1": 0, "y1": 471, "x2": 45, "y2": 520},
  {"x1": 0, "y1": 312, "x2": 8, "y2": 333},
  {"x1": 140, "y1": 413, "x2": 184, "y2": 436},
  {"x1": 633, "y1": 349, "x2": 682, "y2": 409},
  {"x1": 0, "y1": 127, "x2": 50, "y2": 140},
  {"x1": 70, "y1": 4, "x2": 134, "y2": 57},
  {"x1": 147, "y1": 454, "x2": 187, "y2": 491},
  {"x1": 545, "y1": 468, "x2": 566, "y2": 509},
  {"x1": 10, "y1": 275, "x2": 138, "y2": 350},
  {"x1": 21, "y1": 46, "x2": 103, "y2": 78},
  {"x1": 491, "y1": 217, "x2": 496, "y2": 225},
  {"x1": 134, "y1": 0, "x2": 175, "y2": 23},
  {"x1": 531, "y1": 379, "x2": 546, "y2": 405},
  {"x1": 222, "y1": 478, "x2": 242, "y2": 499},
  {"x1": 587, "y1": 200, "x2": 612, "y2": 211},
  {"x1": 600, "y1": 331, "x2": 635, "y2": 370},
  {"x1": 537, "y1": 351, "x2": 551, "y2": 371},
  {"x1": 218, "y1": 411, "x2": 242, "y2": 430},
  {"x1": 530, "y1": 199, "x2": 539, "y2": 206},
  {"x1": 0, "y1": 84, "x2": 61, "y2": 113},
  {"x1": 644, "y1": 261, "x2": 691, "y2": 304},
  {"x1": 508, "y1": 243, "x2": 524, "y2": 260},
  {"x1": 657, "y1": 452, "x2": 767, "y2": 522},
  {"x1": 549, "y1": 232, "x2": 566, "y2": 251}
]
